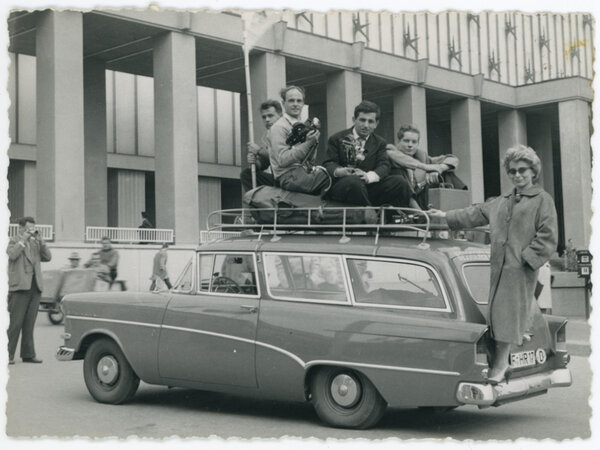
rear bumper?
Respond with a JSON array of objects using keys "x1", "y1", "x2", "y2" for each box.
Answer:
[
  {"x1": 456, "y1": 368, "x2": 572, "y2": 406},
  {"x1": 55, "y1": 346, "x2": 75, "y2": 361}
]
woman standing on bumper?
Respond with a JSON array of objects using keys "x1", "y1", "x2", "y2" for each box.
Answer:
[{"x1": 428, "y1": 145, "x2": 558, "y2": 383}]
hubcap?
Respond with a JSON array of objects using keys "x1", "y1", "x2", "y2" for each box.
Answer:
[
  {"x1": 330, "y1": 373, "x2": 361, "y2": 408},
  {"x1": 96, "y1": 355, "x2": 119, "y2": 385}
]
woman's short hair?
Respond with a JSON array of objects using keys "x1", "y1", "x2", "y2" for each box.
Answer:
[
  {"x1": 397, "y1": 124, "x2": 420, "y2": 141},
  {"x1": 503, "y1": 144, "x2": 542, "y2": 182},
  {"x1": 279, "y1": 85, "x2": 305, "y2": 101}
]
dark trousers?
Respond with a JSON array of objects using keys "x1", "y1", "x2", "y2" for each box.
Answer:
[
  {"x1": 240, "y1": 168, "x2": 276, "y2": 192},
  {"x1": 326, "y1": 174, "x2": 413, "y2": 207},
  {"x1": 7, "y1": 278, "x2": 41, "y2": 360},
  {"x1": 150, "y1": 278, "x2": 172, "y2": 290}
]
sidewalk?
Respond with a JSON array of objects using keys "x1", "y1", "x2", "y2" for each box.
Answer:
[{"x1": 567, "y1": 318, "x2": 592, "y2": 357}]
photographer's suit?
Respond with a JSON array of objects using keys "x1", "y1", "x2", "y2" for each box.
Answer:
[
  {"x1": 324, "y1": 128, "x2": 413, "y2": 206},
  {"x1": 7, "y1": 231, "x2": 52, "y2": 361}
]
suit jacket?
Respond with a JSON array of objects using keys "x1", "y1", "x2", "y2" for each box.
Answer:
[
  {"x1": 7, "y1": 233, "x2": 52, "y2": 292},
  {"x1": 323, "y1": 128, "x2": 390, "y2": 180}
]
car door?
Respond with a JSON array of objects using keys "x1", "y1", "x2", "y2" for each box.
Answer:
[{"x1": 158, "y1": 252, "x2": 260, "y2": 388}]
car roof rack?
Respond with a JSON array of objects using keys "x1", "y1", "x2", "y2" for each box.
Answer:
[{"x1": 206, "y1": 206, "x2": 446, "y2": 247}]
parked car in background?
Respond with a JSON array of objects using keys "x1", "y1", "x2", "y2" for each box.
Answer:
[{"x1": 56, "y1": 208, "x2": 572, "y2": 429}]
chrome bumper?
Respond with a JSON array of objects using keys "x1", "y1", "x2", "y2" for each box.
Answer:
[
  {"x1": 55, "y1": 346, "x2": 75, "y2": 361},
  {"x1": 456, "y1": 368, "x2": 572, "y2": 406}
]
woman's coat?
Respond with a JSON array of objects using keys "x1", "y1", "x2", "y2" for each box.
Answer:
[{"x1": 446, "y1": 185, "x2": 558, "y2": 345}]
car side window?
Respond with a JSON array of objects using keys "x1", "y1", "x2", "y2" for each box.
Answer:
[
  {"x1": 208, "y1": 254, "x2": 258, "y2": 296},
  {"x1": 347, "y1": 258, "x2": 447, "y2": 310},
  {"x1": 264, "y1": 253, "x2": 348, "y2": 303}
]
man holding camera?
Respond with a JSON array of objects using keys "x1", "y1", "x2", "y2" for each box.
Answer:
[
  {"x1": 324, "y1": 101, "x2": 416, "y2": 209},
  {"x1": 7, "y1": 216, "x2": 52, "y2": 365},
  {"x1": 268, "y1": 85, "x2": 330, "y2": 196}
]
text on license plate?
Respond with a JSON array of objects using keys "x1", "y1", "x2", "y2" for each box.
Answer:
[{"x1": 510, "y1": 350, "x2": 536, "y2": 368}]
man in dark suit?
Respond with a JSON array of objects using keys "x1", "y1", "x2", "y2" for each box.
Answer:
[
  {"x1": 323, "y1": 100, "x2": 417, "y2": 208},
  {"x1": 7, "y1": 216, "x2": 52, "y2": 364}
]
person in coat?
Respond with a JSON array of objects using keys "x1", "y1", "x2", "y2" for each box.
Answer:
[
  {"x1": 150, "y1": 243, "x2": 172, "y2": 291},
  {"x1": 7, "y1": 216, "x2": 52, "y2": 364},
  {"x1": 428, "y1": 145, "x2": 558, "y2": 384}
]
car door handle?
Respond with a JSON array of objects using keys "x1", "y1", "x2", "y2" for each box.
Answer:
[{"x1": 240, "y1": 305, "x2": 258, "y2": 313}]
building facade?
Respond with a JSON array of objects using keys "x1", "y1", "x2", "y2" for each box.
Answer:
[{"x1": 6, "y1": 9, "x2": 593, "y2": 248}]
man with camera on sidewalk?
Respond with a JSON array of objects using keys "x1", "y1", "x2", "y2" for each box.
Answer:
[{"x1": 7, "y1": 216, "x2": 52, "y2": 365}]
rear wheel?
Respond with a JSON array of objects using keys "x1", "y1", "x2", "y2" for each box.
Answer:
[
  {"x1": 83, "y1": 338, "x2": 139, "y2": 404},
  {"x1": 311, "y1": 366, "x2": 386, "y2": 429}
]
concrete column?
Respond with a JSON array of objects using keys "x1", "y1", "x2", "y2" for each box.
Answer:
[
  {"x1": 527, "y1": 118, "x2": 554, "y2": 198},
  {"x1": 249, "y1": 52, "x2": 286, "y2": 143},
  {"x1": 392, "y1": 85, "x2": 428, "y2": 150},
  {"x1": 154, "y1": 32, "x2": 199, "y2": 244},
  {"x1": 36, "y1": 11, "x2": 85, "y2": 242},
  {"x1": 497, "y1": 109, "x2": 527, "y2": 193},
  {"x1": 450, "y1": 98, "x2": 484, "y2": 203},
  {"x1": 326, "y1": 70, "x2": 362, "y2": 134},
  {"x1": 558, "y1": 100, "x2": 591, "y2": 248},
  {"x1": 84, "y1": 58, "x2": 108, "y2": 226}
]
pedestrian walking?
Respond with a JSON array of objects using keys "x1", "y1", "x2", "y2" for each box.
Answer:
[
  {"x1": 150, "y1": 243, "x2": 172, "y2": 291},
  {"x1": 428, "y1": 145, "x2": 558, "y2": 383},
  {"x1": 7, "y1": 216, "x2": 52, "y2": 365}
]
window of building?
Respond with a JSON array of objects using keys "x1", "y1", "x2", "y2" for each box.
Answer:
[
  {"x1": 264, "y1": 253, "x2": 349, "y2": 303},
  {"x1": 346, "y1": 258, "x2": 448, "y2": 311}
]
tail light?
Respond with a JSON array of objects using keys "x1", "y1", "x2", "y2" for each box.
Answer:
[
  {"x1": 555, "y1": 323, "x2": 567, "y2": 352},
  {"x1": 475, "y1": 329, "x2": 492, "y2": 366}
]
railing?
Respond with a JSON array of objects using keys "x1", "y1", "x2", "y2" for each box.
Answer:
[
  {"x1": 86, "y1": 226, "x2": 174, "y2": 244},
  {"x1": 200, "y1": 230, "x2": 242, "y2": 243},
  {"x1": 8, "y1": 224, "x2": 54, "y2": 241}
]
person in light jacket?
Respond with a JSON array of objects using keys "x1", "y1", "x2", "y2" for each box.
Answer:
[
  {"x1": 428, "y1": 145, "x2": 558, "y2": 383},
  {"x1": 150, "y1": 243, "x2": 172, "y2": 291}
]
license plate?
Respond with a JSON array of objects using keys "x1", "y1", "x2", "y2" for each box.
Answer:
[{"x1": 510, "y1": 350, "x2": 537, "y2": 368}]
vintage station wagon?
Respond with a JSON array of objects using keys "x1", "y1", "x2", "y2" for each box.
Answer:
[{"x1": 57, "y1": 208, "x2": 572, "y2": 429}]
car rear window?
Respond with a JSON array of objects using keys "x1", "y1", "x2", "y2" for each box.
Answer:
[{"x1": 461, "y1": 263, "x2": 490, "y2": 304}]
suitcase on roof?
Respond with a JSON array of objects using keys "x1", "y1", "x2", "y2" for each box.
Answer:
[{"x1": 243, "y1": 186, "x2": 365, "y2": 225}]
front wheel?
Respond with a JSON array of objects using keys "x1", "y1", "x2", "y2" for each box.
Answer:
[
  {"x1": 83, "y1": 338, "x2": 140, "y2": 404},
  {"x1": 48, "y1": 303, "x2": 64, "y2": 325},
  {"x1": 311, "y1": 366, "x2": 386, "y2": 429}
]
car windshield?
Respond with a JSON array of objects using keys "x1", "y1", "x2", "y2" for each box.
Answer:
[{"x1": 461, "y1": 263, "x2": 490, "y2": 304}]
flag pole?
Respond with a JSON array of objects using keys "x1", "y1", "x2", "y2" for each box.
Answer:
[{"x1": 242, "y1": 18, "x2": 257, "y2": 189}]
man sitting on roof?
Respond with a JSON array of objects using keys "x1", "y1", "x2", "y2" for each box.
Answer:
[
  {"x1": 387, "y1": 124, "x2": 465, "y2": 209},
  {"x1": 240, "y1": 99, "x2": 282, "y2": 192},
  {"x1": 268, "y1": 85, "x2": 330, "y2": 196},
  {"x1": 323, "y1": 100, "x2": 418, "y2": 210}
]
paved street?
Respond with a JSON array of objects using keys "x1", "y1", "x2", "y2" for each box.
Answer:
[{"x1": 3, "y1": 316, "x2": 594, "y2": 443}]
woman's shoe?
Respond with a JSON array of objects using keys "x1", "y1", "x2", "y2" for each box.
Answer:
[{"x1": 486, "y1": 365, "x2": 508, "y2": 385}]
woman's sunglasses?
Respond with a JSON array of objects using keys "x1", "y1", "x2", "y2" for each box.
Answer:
[{"x1": 508, "y1": 167, "x2": 531, "y2": 176}]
